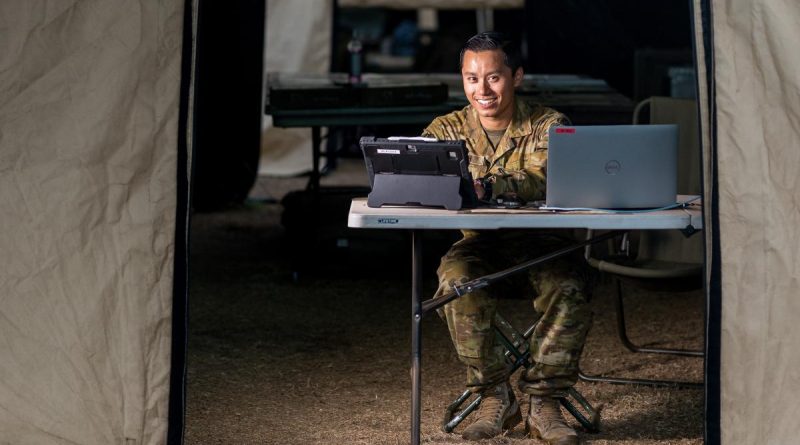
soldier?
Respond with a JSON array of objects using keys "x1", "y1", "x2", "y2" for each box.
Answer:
[{"x1": 422, "y1": 32, "x2": 592, "y2": 445}]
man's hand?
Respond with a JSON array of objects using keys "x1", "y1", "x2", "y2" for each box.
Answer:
[
  {"x1": 473, "y1": 176, "x2": 494, "y2": 200},
  {"x1": 473, "y1": 179, "x2": 486, "y2": 200}
]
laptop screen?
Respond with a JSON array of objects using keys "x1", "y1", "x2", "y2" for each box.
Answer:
[{"x1": 545, "y1": 125, "x2": 678, "y2": 209}]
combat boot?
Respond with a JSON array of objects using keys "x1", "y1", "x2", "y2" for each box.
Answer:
[
  {"x1": 526, "y1": 395, "x2": 579, "y2": 445},
  {"x1": 461, "y1": 381, "x2": 522, "y2": 440}
]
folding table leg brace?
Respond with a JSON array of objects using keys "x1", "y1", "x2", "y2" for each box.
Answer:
[{"x1": 409, "y1": 230, "x2": 622, "y2": 445}]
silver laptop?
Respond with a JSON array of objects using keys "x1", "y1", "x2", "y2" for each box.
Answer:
[{"x1": 545, "y1": 124, "x2": 678, "y2": 209}]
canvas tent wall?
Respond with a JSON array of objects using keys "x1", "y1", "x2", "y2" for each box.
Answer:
[
  {"x1": 0, "y1": 1, "x2": 190, "y2": 443},
  {"x1": 694, "y1": 0, "x2": 800, "y2": 443}
]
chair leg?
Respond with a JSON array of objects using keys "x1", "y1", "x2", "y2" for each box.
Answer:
[
  {"x1": 577, "y1": 278, "x2": 703, "y2": 389},
  {"x1": 577, "y1": 367, "x2": 703, "y2": 389},
  {"x1": 614, "y1": 278, "x2": 703, "y2": 357}
]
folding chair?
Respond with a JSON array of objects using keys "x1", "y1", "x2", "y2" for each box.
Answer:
[
  {"x1": 442, "y1": 313, "x2": 602, "y2": 434},
  {"x1": 579, "y1": 97, "x2": 704, "y2": 389}
]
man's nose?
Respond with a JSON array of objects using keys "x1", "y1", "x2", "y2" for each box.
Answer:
[{"x1": 478, "y1": 79, "x2": 491, "y2": 95}]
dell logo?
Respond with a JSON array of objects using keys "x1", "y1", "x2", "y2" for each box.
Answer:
[{"x1": 604, "y1": 160, "x2": 621, "y2": 175}]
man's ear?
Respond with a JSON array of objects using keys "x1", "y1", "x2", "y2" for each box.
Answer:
[{"x1": 513, "y1": 67, "x2": 524, "y2": 87}]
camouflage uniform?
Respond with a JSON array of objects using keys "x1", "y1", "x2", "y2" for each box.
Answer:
[{"x1": 422, "y1": 98, "x2": 592, "y2": 396}]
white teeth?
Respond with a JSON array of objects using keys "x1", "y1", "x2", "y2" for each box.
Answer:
[{"x1": 477, "y1": 99, "x2": 495, "y2": 105}]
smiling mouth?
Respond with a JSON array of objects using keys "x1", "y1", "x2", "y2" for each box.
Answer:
[{"x1": 476, "y1": 98, "x2": 497, "y2": 106}]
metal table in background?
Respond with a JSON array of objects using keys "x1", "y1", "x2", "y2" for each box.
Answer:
[
  {"x1": 347, "y1": 197, "x2": 703, "y2": 445},
  {"x1": 264, "y1": 72, "x2": 634, "y2": 190},
  {"x1": 267, "y1": 102, "x2": 458, "y2": 191}
]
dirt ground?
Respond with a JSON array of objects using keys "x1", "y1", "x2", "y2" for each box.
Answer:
[{"x1": 184, "y1": 160, "x2": 705, "y2": 445}]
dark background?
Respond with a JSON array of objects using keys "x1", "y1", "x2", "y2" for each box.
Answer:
[
  {"x1": 190, "y1": 0, "x2": 694, "y2": 210},
  {"x1": 524, "y1": 0, "x2": 693, "y2": 100},
  {"x1": 331, "y1": 0, "x2": 693, "y2": 99}
]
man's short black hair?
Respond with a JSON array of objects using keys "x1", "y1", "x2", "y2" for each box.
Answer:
[{"x1": 459, "y1": 31, "x2": 522, "y2": 73}]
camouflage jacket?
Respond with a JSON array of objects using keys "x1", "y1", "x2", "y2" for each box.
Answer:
[{"x1": 422, "y1": 98, "x2": 569, "y2": 202}]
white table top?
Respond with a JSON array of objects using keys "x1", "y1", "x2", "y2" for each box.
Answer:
[{"x1": 348, "y1": 196, "x2": 703, "y2": 231}]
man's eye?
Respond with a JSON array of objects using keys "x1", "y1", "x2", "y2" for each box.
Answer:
[{"x1": 489, "y1": 76, "x2": 499, "y2": 82}]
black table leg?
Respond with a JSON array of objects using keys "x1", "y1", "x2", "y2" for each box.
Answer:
[
  {"x1": 411, "y1": 230, "x2": 423, "y2": 445},
  {"x1": 309, "y1": 126, "x2": 321, "y2": 191}
]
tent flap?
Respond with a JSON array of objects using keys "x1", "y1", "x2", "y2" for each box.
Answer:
[
  {"x1": 0, "y1": 1, "x2": 183, "y2": 443},
  {"x1": 710, "y1": 0, "x2": 800, "y2": 443}
]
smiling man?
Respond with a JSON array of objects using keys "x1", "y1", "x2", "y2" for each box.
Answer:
[
  {"x1": 422, "y1": 32, "x2": 590, "y2": 445},
  {"x1": 462, "y1": 39, "x2": 521, "y2": 130}
]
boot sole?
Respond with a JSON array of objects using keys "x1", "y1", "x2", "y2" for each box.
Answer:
[{"x1": 526, "y1": 422, "x2": 579, "y2": 445}]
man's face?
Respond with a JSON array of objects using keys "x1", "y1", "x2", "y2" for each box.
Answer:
[{"x1": 461, "y1": 48, "x2": 523, "y2": 130}]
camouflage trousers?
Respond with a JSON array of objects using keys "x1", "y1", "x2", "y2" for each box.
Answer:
[{"x1": 434, "y1": 230, "x2": 593, "y2": 396}]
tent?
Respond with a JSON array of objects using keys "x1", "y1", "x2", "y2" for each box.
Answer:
[
  {"x1": 0, "y1": 0, "x2": 798, "y2": 443},
  {"x1": 0, "y1": 1, "x2": 190, "y2": 443},
  {"x1": 693, "y1": 0, "x2": 800, "y2": 443}
]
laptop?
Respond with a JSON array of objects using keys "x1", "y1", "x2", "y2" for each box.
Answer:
[
  {"x1": 545, "y1": 124, "x2": 678, "y2": 209},
  {"x1": 359, "y1": 136, "x2": 479, "y2": 209}
]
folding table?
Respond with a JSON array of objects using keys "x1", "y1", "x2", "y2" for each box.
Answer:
[{"x1": 348, "y1": 197, "x2": 703, "y2": 445}]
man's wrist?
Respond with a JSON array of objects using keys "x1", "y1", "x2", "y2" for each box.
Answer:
[{"x1": 479, "y1": 175, "x2": 494, "y2": 199}]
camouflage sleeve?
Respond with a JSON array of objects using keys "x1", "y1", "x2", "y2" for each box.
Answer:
[
  {"x1": 421, "y1": 116, "x2": 454, "y2": 140},
  {"x1": 421, "y1": 123, "x2": 439, "y2": 139},
  {"x1": 491, "y1": 110, "x2": 571, "y2": 201}
]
